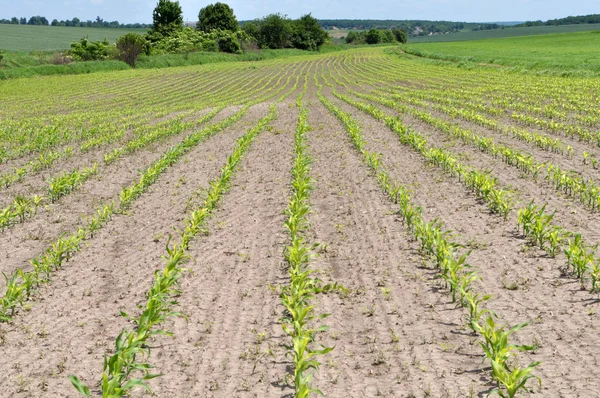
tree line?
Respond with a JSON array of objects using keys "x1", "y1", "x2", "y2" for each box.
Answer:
[
  {"x1": 0, "y1": 15, "x2": 150, "y2": 29},
  {"x1": 517, "y1": 14, "x2": 600, "y2": 27},
  {"x1": 318, "y1": 19, "x2": 501, "y2": 36}
]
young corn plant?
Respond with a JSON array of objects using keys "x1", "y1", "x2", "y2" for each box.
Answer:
[
  {"x1": 316, "y1": 74, "x2": 540, "y2": 397},
  {"x1": 280, "y1": 95, "x2": 343, "y2": 397},
  {"x1": 70, "y1": 104, "x2": 279, "y2": 397}
]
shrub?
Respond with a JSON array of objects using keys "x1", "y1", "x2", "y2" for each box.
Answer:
[
  {"x1": 217, "y1": 33, "x2": 241, "y2": 54},
  {"x1": 152, "y1": 27, "x2": 229, "y2": 54},
  {"x1": 393, "y1": 28, "x2": 408, "y2": 43},
  {"x1": 381, "y1": 29, "x2": 395, "y2": 43},
  {"x1": 116, "y1": 33, "x2": 147, "y2": 67},
  {"x1": 365, "y1": 29, "x2": 381, "y2": 44},
  {"x1": 69, "y1": 37, "x2": 111, "y2": 61},
  {"x1": 0, "y1": 49, "x2": 4, "y2": 65},
  {"x1": 345, "y1": 31, "x2": 359, "y2": 44}
]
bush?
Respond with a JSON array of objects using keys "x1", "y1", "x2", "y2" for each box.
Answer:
[
  {"x1": 381, "y1": 29, "x2": 395, "y2": 43},
  {"x1": 152, "y1": 27, "x2": 237, "y2": 54},
  {"x1": 69, "y1": 37, "x2": 111, "y2": 61},
  {"x1": 0, "y1": 49, "x2": 4, "y2": 65},
  {"x1": 345, "y1": 31, "x2": 359, "y2": 44},
  {"x1": 365, "y1": 28, "x2": 381, "y2": 44},
  {"x1": 393, "y1": 28, "x2": 408, "y2": 43},
  {"x1": 116, "y1": 33, "x2": 147, "y2": 67},
  {"x1": 217, "y1": 33, "x2": 241, "y2": 54}
]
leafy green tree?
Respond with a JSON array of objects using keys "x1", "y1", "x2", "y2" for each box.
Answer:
[
  {"x1": 392, "y1": 28, "x2": 407, "y2": 43},
  {"x1": 151, "y1": 0, "x2": 183, "y2": 36},
  {"x1": 28, "y1": 16, "x2": 49, "y2": 26},
  {"x1": 257, "y1": 13, "x2": 292, "y2": 49},
  {"x1": 10, "y1": 17, "x2": 18, "y2": 24},
  {"x1": 19, "y1": 18, "x2": 27, "y2": 25},
  {"x1": 197, "y1": 2, "x2": 238, "y2": 33},
  {"x1": 241, "y1": 21, "x2": 260, "y2": 39},
  {"x1": 290, "y1": 14, "x2": 328, "y2": 51},
  {"x1": 364, "y1": 28, "x2": 381, "y2": 44}
]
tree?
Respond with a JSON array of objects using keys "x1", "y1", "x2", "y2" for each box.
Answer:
[
  {"x1": 392, "y1": 28, "x2": 407, "y2": 43},
  {"x1": 364, "y1": 28, "x2": 381, "y2": 44},
  {"x1": 290, "y1": 14, "x2": 328, "y2": 51},
  {"x1": 20, "y1": 17, "x2": 27, "y2": 25},
  {"x1": 151, "y1": 0, "x2": 183, "y2": 35},
  {"x1": 197, "y1": 2, "x2": 238, "y2": 33},
  {"x1": 11, "y1": 17, "x2": 19, "y2": 24},
  {"x1": 51, "y1": 19, "x2": 59, "y2": 26},
  {"x1": 116, "y1": 33, "x2": 147, "y2": 67},
  {"x1": 257, "y1": 13, "x2": 292, "y2": 49},
  {"x1": 28, "y1": 16, "x2": 49, "y2": 26},
  {"x1": 241, "y1": 21, "x2": 260, "y2": 39}
]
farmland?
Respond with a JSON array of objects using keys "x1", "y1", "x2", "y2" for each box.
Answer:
[
  {"x1": 404, "y1": 30, "x2": 600, "y2": 77},
  {"x1": 1, "y1": 45, "x2": 600, "y2": 397},
  {"x1": 0, "y1": 24, "x2": 148, "y2": 52}
]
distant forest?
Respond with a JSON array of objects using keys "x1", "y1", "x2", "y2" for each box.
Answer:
[
  {"x1": 2, "y1": 13, "x2": 600, "y2": 37},
  {"x1": 0, "y1": 15, "x2": 151, "y2": 29},
  {"x1": 317, "y1": 19, "x2": 501, "y2": 36},
  {"x1": 517, "y1": 14, "x2": 600, "y2": 27}
]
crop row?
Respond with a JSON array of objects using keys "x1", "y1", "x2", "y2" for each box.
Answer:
[
  {"x1": 280, "y1": 88, "x2": 343, "y2": 397},
  {"x1": 319, "y1": 70, "x2": 513, "y2": 218},
  {"x1": 0, "y1": 55, "x2": 305, "y2": 321},
  {"x1": 316, "y1": 76, "x2": 540, "y2": 397},
  {"x1": 328, "y1": 66, "x2": 600, "y2": 214},
  {"x1": 69, "y1": 104, "x2": 278, "y2": 398},
  {"x1": 0, "y1": 59, "x2": 306, "y2": 233}
]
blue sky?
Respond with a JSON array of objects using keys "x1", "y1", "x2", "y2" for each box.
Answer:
[{"x1": 4, "y1": 0, "x2": 599, "y2": 23}]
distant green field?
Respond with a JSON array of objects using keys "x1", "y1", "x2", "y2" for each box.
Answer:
[
  {"x1": 409, "y1": 23, "x2": 600, "y2": 43},
  {"x1": 0, "y1": 24, "x2": 147, "y2": 52},
  {"x1": 403, "y1": 30, "x2": 600, "y2": 77}
]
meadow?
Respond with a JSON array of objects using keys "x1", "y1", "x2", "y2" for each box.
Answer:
[
  {"x1": 1, "y1": 41, "x2": 600, "y2": 398},
  {"x1": 404, "y1": 30, "x2": 600, "y2": 77}
]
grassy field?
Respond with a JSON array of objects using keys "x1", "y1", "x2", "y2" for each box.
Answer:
[
  {"x1": 0, "y1": 24, "x2": 147, "y2": 52},
  {"x1": 403, "y1": 30, "x2": 600, "y2": 76},
  {"x1": 409, "y1": 22, "x2": 600, "y2": 42}
]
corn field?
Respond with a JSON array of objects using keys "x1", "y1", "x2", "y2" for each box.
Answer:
[{"x1": 0, "y1": 46, "x2": 600, "y2": 397}]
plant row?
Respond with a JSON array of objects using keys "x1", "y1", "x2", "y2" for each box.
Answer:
[
  {"x1": 69, "y1": 104, "x2": 278, "y2": 398},
  {"x1": 517, "y1": 200, "x2": 600, "y2": 293},
  {"x1": 281, "y1": 92, "x2": 341, "y2": 397},
  {"x1": 317, "y1": 81, "x2": 540, "y2": 397},
  {"x1": 0, "y1": 106, "x2": 251, "y2": 321},
  {"x1": 322, "y1": 79, "x2": 513, "y2": 219}
]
